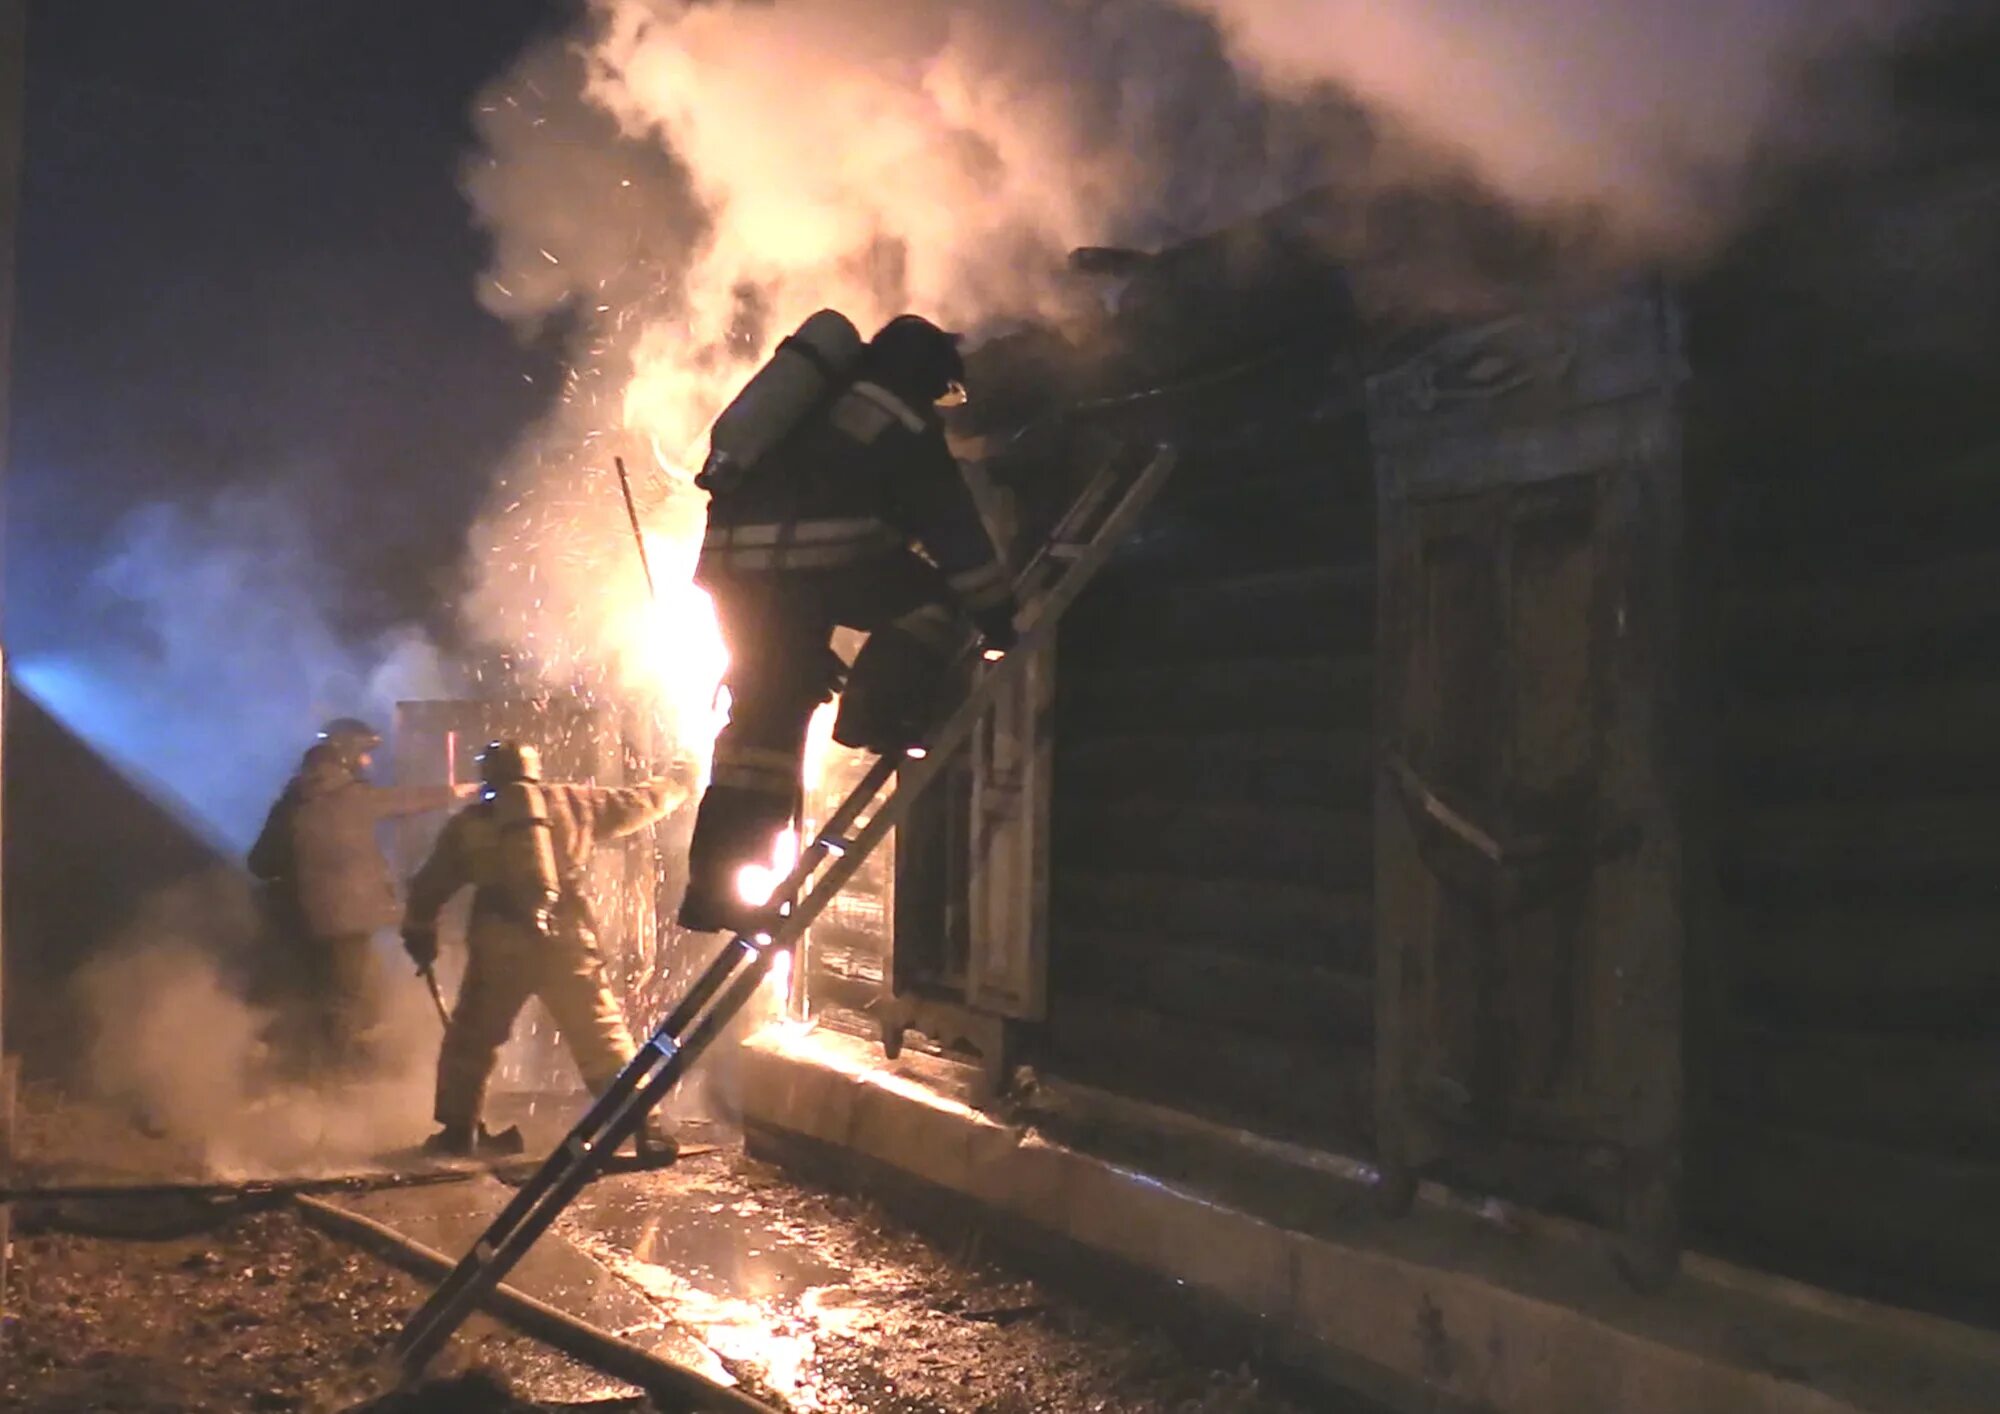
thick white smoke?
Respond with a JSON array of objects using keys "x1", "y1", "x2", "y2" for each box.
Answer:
[
  {"x1": 456, "y1": 1, "x2": 1936, "y2": 728},
  {"x1": 1187, "y1": 0, "x2": 1936, "y2": 253},
  {"x1": 454, "y1": 0, "x2": 1342, "y2": 733},
  {"x1": 72, "y1": 873, "x2": 439, "y2": 1178}
]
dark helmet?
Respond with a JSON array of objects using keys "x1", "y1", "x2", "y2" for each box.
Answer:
[
  {"x1": 865, "y1": 314, "x2": 966, "y2": 406},
  {"x1": 477, "y1": 739, "x2": 542, "y2": 787},
  {"x1": 318, "y1": 717, "x2": 381, "y2": 770}
]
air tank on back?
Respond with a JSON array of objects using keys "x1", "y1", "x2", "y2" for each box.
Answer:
[{"x1": 696, "y1": 309, "x2": 864, "y2": 491}]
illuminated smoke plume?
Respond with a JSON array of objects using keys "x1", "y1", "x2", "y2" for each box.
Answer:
[
  {"x1": 454, "y1": 0, "x2": 1340, "y2": 749},
  {"x1": 1185, "y1": 0, "x2": 1938, "y2": 253},
  {"x1": 457, "y1": 1, "x2": 1935, "y2": 744},
  {"x1": 74, "y1": 872, "x2": 440, "y2": 1178},
  {"x1": 16, "y1": 482, "x2": 454, "y2": 850}
]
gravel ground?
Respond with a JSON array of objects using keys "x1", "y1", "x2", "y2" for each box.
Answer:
[
  {"x1": 0, "y1": 1203, "x2": 641, "y2": 1413},
  {"x1": 0, "y1": 1150, "x2": 1329, "y2": 1413},
  {"x1": 3, "y1": 1071, "x2": 1343, "y2": 1414}
]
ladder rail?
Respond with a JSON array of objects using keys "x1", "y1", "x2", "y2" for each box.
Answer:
[
  {"x1": 394, "y1": 443, "x2": 1176, "y2": 1377},
  {"x1": 768, "y1": 441, "x2": 1176, "y2": 926},
  {"x1": 765, "y1": 444, "x2": 1178, "y2": 946}
]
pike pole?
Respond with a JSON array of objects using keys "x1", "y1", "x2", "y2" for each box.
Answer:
[{"x1": 614, "y1": 456, "x2": 657, "y2": 601}]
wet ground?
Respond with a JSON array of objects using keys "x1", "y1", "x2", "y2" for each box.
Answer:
[
  {"x1": 6, "y1": 1085, "x2": 1321, "y2": 1413},
  {"x1": 346, "y1": 1145, "x2": 1312, "y2": 1414}
]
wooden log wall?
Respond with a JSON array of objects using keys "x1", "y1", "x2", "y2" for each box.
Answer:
[
  {"x1": 1694, "y1": 360, "x2": 2000, "y2": 1322},
  {"x1": 1034, "y1": 357, "x2": 1381, "y2": 1151}
]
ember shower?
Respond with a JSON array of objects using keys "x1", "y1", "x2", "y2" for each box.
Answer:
[{"x1": 458, "y1": 0, "x2": 1934, "y2": 774}]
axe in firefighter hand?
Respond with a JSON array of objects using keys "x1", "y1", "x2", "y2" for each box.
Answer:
[
  {"x1": 403, "y1": 925, "x2": 451, "y2": 1027},
  {"x1": 418, "y1": 963, "x2": 450, "y2": 1027}
]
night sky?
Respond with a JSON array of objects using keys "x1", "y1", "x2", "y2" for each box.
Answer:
[{"x1": 10, "y1": 0, "x2": 573, "y2": 660}]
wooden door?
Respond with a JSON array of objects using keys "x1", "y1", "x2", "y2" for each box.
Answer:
[{"x1": 1367, "y1": 281, "x2": 1687, "y2": 1284}]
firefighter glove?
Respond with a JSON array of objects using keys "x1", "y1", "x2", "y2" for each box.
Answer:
[
  {"x1": 524, "y1": 890, "x2": 562, "y2": 940},
  {"x1": 663, "y1": 755, "x2": 701, "y2": 794},
  {"x1": 401, "y1": 925, "x2": 439, "y2": 970},
  {"x1": 973, "y1": 604, "x2": 1019, "y2": 654}
]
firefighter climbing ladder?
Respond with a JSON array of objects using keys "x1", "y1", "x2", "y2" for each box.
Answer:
[{"x1": 394, "y1": 440, "x2": 1178, "y2": 1378}]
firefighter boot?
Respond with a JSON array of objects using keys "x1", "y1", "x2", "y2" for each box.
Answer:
[
  {"x1": 422, "y1": 1123, "x2": 476, "y2": 1159},
  {"x1": 835, "y1": 624, "x2": 949, "y2": 754},
  {"x1": 679, "y1": 785, "x2": 790, "y2": 933},
  {"x1": 632, "y1": 1112, "x2": 680, "y2": 1164},
  {"x1": 422, "y1": 1122, "x2": 525, "y2": 1160}
]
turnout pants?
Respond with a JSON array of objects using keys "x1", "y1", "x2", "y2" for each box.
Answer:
[
  {"x1": 434, "y1": 915, "x2": 638, "y2": 1131},
  {"x1": 266, "y1": 929, "x2": 378, "y2": 1083},
  {"x1": 678, "y1": 550, "x2": 961, "y2": 931}
]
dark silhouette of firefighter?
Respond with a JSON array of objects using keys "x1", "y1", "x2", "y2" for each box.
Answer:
[
  {"x1": 400, "y1": 740, "x2": 691, "y2": 1159},
  {"x1": 247, "y1": 718, "x2": 463, "y2": 1080},
  {"x1": 677, "y1": 312, "x2": 1018, "y2": 934}
]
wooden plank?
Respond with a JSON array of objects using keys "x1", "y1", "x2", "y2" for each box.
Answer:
[
  {"x1": 1722, "y1": 550, "x2": 2000, "y2": 687},
  {"x1": 1722, "y1": 676, "x2": 2000, "y2": 797},
  {"x1": 1050, "y1": 869, "x2": 1371, "y2": 972},
  {"x1": 1727, "y1": 905, "x2": 2000, "y2": 1031},
  {"x1": 1058, "y1": 654, "x2": 1372, "y2": 733},
  {"x1": 1721, "y1": 797, "x2": 2000, "y2": 889},
  {"x1": 1056, "y1": 929, "x2": 1373, "y2": 1045},
  {"x1": 1149, "y1": 428, "x2": 1372, "y2": 514},
  {"x1": 1056, "y1": 727, "x2": 1373, "y2": 809},
  {"x1": 1722, "y1": 438, "x2": 2000, "y2": 579},
  {"x1": 806, "y1": 918, "x2": 889, "y2": 961},
  {"x1": 1066, "y1": 562, "x2": 1374, "y2": 662},
  {"x1": 1105, "y1": 504, "x2": 1374, "y2": 583},
  {"x1": 1036, "y1": 995, "x2": 1375, "y2": 1153},
  {"x1": 809, "y1": 933, "x2": 887, "y2": 984},
  {"x1": 1691, "y1": 1121, "x2": 2000, "y2": 1322},
  {"x1": 804, "y1": 967, "x2": 883, "y2": 1019},
  {"x1": 1711, "y1": 1026, "x2": 2000, "y2": 1155},
  {"x1": 1052, "y1": 799, "x2": 1372, "y2": 889}
]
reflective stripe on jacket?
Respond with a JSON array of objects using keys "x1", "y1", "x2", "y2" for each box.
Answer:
[
  {"x1": 404, "y1": 778, "x2": 689, "y2": 935},
  {"x1": 696, "y1": 378, "x2": 1014, "y2": 620}
]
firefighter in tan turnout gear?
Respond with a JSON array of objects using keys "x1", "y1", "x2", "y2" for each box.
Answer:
[
  {"x1": 678, "y1": 312, "x2": 1018, "y2": 935},
  {"x1": 401, "y1": 740, "x2": 691, "y2": 1159},
  {"x1": 248, "y1": 718, "x2": 465, "y2": 1080}
]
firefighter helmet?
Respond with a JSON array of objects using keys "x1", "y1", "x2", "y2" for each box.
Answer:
[
  {"x1": 477, "y1": 740, "x2": 542, "y2": 787},
  {"x1": 318, "y1": 717, "x2": 381, "y2": 770},
  {"x1": 866, "y1": 314, "x2": 966, "y2": 406}
]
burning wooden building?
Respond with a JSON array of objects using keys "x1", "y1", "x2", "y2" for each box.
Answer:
[{"x1": 724, "y1": 81, "x2": 2000, "y2": 1414}]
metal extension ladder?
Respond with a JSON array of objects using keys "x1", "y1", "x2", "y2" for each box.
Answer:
[{"x1": 393, "y1": 439, "x2": 1178, "y2": 1379}]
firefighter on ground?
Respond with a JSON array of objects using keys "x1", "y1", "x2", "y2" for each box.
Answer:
[
  {"x1": 678, "y1": 313, "x2": 1019, "y2": 935},
  {"x1": 400, "y1": 740, "x2": 693, "y2": 1159},
  {"x1": 247, "y1": 718, "x2": 466, "y2": 1080}
]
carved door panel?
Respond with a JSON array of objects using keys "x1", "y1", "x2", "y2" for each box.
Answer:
[{"x1": 1367, "y1": 282, "x2": 1687, "y2": 1283}]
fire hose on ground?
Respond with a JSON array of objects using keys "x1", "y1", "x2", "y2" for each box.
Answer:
[
  {"x1": 5, "y1": 1165, "x2": 775, "y2": 1410},
  {"x1": 292, "y1": 1194, "x2": 781, "y2": 1414}
]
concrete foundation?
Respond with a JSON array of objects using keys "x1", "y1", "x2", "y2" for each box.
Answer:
[{"x1": 741, "y1": 1025, "x2": 2000, "y2": 1414}]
